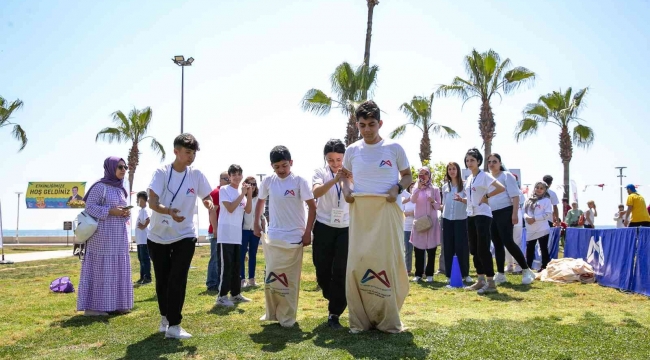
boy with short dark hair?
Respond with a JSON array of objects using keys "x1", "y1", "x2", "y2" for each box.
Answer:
[
  {"x1": 135, "y1": 191, "x2": 152, "y2": 285},
  {"x1": 216, "y1": 164, "x2": 253, "y2": 307},
  {"x1": 254, "y1": 146, "x2": 316, "y2": 327}
]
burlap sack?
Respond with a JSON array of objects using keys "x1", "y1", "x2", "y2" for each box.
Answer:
[
  {"x1": 346, "y1": 194, "x2": 409, "y2": 333},
  {"x1": 260, "y1": 233, "x2": 304, "y2": 327}
]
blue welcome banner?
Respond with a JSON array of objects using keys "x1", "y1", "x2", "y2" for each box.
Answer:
[
  {"x1": 564, "y1": 228, "x2": 637, "y2": 292},
  {"x1": 632, "y1": 228, "x2": 650, "y2": 296}
]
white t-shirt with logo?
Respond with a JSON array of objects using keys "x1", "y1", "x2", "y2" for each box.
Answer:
[
  {"x1": 524, "y1": 198, "x2": 553, "y2": 240},
  {"x1": 259, "y1": 173, "x2": 314, "y2": 243},
  {"x1": 312, "y1": 166, "x2": 350, "y2": 228},
  {"x1": 217, "y1": 185, "x2": 247, "y2": 245},
  {"x1": 488, "y1": 171, "x2": 520, "y2": 211},
  {"x1": 343, "y1": 139, "x2": 410, "y2": 194},
  {"x1": 147, "y1": 165, "x2": 212, "y2": 244},
  {"x1": 465, "y1": 171, "x2": 497, "y2": 218},
  {"x1": 135, "y1": 207, "x2": 151, "y2": 245}
]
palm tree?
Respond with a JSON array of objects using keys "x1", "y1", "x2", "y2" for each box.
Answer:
[
  {"x1": 0, "y1": 96, "x2": 27, "y2": 151},
  {"x1": 301, "y1": 62, "x2": 379, "y2": 146},
  {"x1": 362, "y1": 0, "x2": 379, "y2": 99},
  {"x1": 436, "y1": 49, "x2": 535, "y2": 168},
  {"x1": 389, "y1": 94, "x2": 459, "y2": 164},
  {"x1": 96, "y1": 107, "x2": 166, "y2": 201},
  {"x1": 514, "y1": 87, "x2": 594, "y2": 200}
]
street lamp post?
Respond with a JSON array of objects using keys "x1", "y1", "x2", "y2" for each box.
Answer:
[
  {"x1": 615, "y1": 167, "x2": 627, "y2": 204},
  {"x1": 15, "y1": 192, "x2": 22, "y2": 245},
  {"x1": 172, "y1": 55, "x2": 195, "y2": 134}
]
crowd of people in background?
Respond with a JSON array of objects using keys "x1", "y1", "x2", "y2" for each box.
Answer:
[{"x1": 74, "y1": 100, "x2": 650, "y2": 339}]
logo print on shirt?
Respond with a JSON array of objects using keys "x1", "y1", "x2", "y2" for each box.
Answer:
[
  {"x1": 284, "y1": 190, "x2": 296, "y2": 197},
  {"x1": 186, "y1": 188, "x2": 195, "y2": 195},
  {"x1": 379, "y1": 160, "x2": 393, "y2": 168},
  {"x1": 265, "y1": 272, "x2": 289, "y2": 287},
  {"x1": 360, "y1": 269, "x2": 391, "y2": 288}
]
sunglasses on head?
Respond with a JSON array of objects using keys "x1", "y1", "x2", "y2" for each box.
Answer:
[{"x1": 117, "y1": 165, "x2": 128, "y2": 170}]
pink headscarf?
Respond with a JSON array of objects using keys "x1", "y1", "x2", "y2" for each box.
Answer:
[{"x1": 418, "y1": 167, "x2": 433, "y2": 189}]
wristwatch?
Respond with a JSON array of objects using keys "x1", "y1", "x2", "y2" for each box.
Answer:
[
  {"x1": 397, "y1": 183, "x2": 404, "y2": 194},
  {"x1": 484, "y1": 193, "x2": 490, "y2": 199}
]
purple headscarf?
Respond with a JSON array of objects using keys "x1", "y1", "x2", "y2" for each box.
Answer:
[{"x1": 83, "y1": 156, "x2": 128, "y2": 201}]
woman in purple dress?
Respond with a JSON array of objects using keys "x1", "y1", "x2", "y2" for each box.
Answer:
[
  {"x1": 410, "y1": 167, "x2": 442, "y2": 283},
  {"x1": 77, "y1": 157, "x2": 134, "y2": 316}
]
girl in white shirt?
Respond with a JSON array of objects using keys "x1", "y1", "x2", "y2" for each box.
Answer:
[
  {"x1": 241, "y1": 176, "x2": 266, "y2": 288},
  {"x1": 402, "y1": 182, "x2": 416, "y2": 275},
  {"x1": 584, "y1": 200, "x2": 597, "y2": 228},
  {"x1": 524, "y1": 181, "x2": 554, "y2": 270}
]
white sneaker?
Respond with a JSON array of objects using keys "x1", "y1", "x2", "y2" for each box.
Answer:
[
  {"x1": 425, "y1": 276, "x2": 433, "y2": 283},
  {"x1": 464, "y1": 276, "x2": 473, "y2": 283},
  {"x1": 494, "y1": 273, "x2": 507, "y2": 285},
  {"x1": 521, "y1": 268, "x2": 536, "y2": 285},
  {"x1": 158, "y1": 316, "x2": 169, "y2": 333},
  {"x1": 513, "y1": 264, "x2": 523, "y2": 274},
  {"x1": 216, "y1": 296, "x2": 235, "y2": 307},
  {"x1": 247, "y1": 278, "x2": 258, "y2": 287},
  {"x1": 412, "y1": 276, "x2": 422, "y2": 282},
  {"x1": 241, "y1": 279, "x2": 248, "y2": 288},
  {"x1": 231, "y1": 294, "x2": 252, "y2": 303},
  {"x1": 165, "y1": 325, "x2": 192, "y2": 339}
]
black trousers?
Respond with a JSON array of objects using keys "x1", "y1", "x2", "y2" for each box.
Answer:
[
  {"x1": 491, "y1": 206, "x2": 529, "y2": 273},
  {"x1": 312, "y1": 221, "x2": 349, "y2": 316},
  {"x1": 526, "y1": 234, "x2": 550, "y2": 269},
  {"x1": 218, "y1": 243, "x2": 242, "y2": 297},
  {"x1": 468, "y1": 215, "x2": 495, "y2": 277},
  {"x1": 414, "y1": 246, "x2": 438, "y2": 277},
  {"x1": 442, "y1": 218, "x2": 470, "y2": 278},
  {"x1": 148, "y1": 238, "x2": 196, "y2": 327}
]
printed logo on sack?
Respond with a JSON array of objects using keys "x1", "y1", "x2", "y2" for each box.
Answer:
[
  {"x1": 360, "y1": 269, "x2": 391, "y2": 288},
  {"x1": 186, "y1": 188, "x2": 195, "y2": 195},
  {"x1": 379, "y1": 160, "x2": 393, "y2": 168},
  {"x1": 587, "y1": 235, "x2": 605, "y2": 274},
  {"x1": 284, "y1": 190, "x2": 296, "y2": 197},
  {"x1": 265, "y1": 272, "x2": 289, "y2": 287}
]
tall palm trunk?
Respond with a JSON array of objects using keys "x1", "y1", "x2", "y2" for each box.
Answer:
[
  {"x1": 361, "y1": 0, "x2": 378, "y2": 100},
  {"x1": 559, "y1": 126, "x2": 573, "y2": 200},
  {"x1": 345, "y1": 111, "x2": 360, "y2": 146},
  {"x1": 127, "y1": 144, "x2": 140, "y2": 204},
  {"x1": 419, "y1": 131, "x2": 431, "y2": 164},
  {"x1": 479, "y1": 99, "x2": 496, "y2": 169}
]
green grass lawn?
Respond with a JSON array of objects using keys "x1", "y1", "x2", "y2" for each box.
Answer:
[
  {"x1": 1, "y1": 246, "x2": 73, "y2": 254},
  {"x1": 0, "y1": 246, "x2": 648, "y2": 359}
]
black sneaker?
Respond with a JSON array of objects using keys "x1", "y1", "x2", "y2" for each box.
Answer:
[
  {"x1": 141, "y1": 278, "x2": 152, "y2": 285},
  {"x1": 207, "y1": 286, "x2": 219, "y2": 292},
  {"x1": 327, "y1": 315, "x2": 342, "y2": 329},
  {"x1": 135, "y1": 279, "x2": 144, "y2": 285}
]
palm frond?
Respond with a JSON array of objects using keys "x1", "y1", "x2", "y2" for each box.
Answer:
[
  {"x1": 571, "y1": 87, "x2": 589, "y2": 111},
  {"x1": 301, "y1": 89, "x2": 333, "y2": 116},
  {"x1": 523, "y1": 103, "x2": 549, "y2": 123},
  {"x1": 111, "y1": 110, "x2": 131, "y2": 137},
  {"x1": 138, "y1": 107, "x2": 153, "y2": 135},
  {"x1": 11, "y1": 124, "x2": 28, "y2": 151},
  {"x1": 539, "y1": 92, "x2": 563, "y2": 113},
  {"x1": 572, "y1": 124, "x2": 595, "y2": 148},
  {"x1": 514, "y1": 118, "x2": 541, "y2": 142},
  {"x1": 398, "y1": 101, "x2": 421, "y2": 125},
  {"x1": 356, "y1": 64, "x2": 380, "y2": 100},
  {"x1": 489, "y1": 57, "x2": 512, "y2": 97},
  {"x1": 330, "y1": 62, "x2": 356, "y2": 101},
  {"x1": 430, "y1": 124, "x2": 460, "y2": 139},
  {"x1": 150, "y1": 137, "x2": 167, "y2": 161},
  {"x1": 435, "y1": 84, "x2": 469, "y2": 101},
  {"x1": 503, "y1": 67, "x2": 536, "y2": 94},
  {"x1": 0, "y1": 97, "x2": 24, "y2": 124},
  {"x1": 96, "y1": 127, "x2": 128, "y2": 143},
  {"x1": 389, "y1": 124, "x2": 409, "y2": 139}
]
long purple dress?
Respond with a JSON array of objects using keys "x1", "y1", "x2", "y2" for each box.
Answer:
[{"x1": 77, "y1": 183, "x2": 133, "y2": 311}]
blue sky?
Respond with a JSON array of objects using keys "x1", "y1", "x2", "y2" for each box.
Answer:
[{"x1": 2, "y1": 0, "x2": 649, "y2": 232}]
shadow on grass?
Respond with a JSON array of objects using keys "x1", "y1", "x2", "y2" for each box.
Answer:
[
  {"x1": 208, "y1": 304, "x2": 245, "y2": 316},
  {"x1": 54, "y1": 314, "x2": 112, "y2": 328},
  {"x1": 311, "y1": 322, "x2": 429, "y2": 359},
  {"x1": 119, "y1": 333, "x2": 197, "y2": 360},
  {"x1": 480, "y1": 292, "x2": 524, "y2": 302},
  {"x1": 497, "y1": 282, "x2": 533, "y2": 292},
  {"x1": 249, "y1": 323, "x2": 315, "y2": 352},
  {"x1": 135, "y1": 294, "x2": 158, "y2": 303}
]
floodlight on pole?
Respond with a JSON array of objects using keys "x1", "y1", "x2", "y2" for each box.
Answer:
[{"x1": 171, "y1": 55, "x2": 194, "y2": 134}]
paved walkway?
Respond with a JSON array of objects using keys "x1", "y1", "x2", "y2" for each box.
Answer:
[{"x1": 3, "y1": 250, "x2": 74, "y2": 263}]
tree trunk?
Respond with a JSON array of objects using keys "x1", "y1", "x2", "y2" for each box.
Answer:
[
  {"x1": 361, "y1": 0, "x2": 378, "y2": 100},
  {"x1": 127, "y1": 143, "x2": 140, "y2": 204},
  {"x1": 344, "y1": 111, "x2": 360, "y2": 146},
  {"x1": 559, "y1": 126, "x2": 573, "y2": 200},
  {"x1": 419, "y1": 130, "x2": 431, "y2": 165},
  {"x1": 479, "y1": 99, "x2": 496, "y2": 170}
]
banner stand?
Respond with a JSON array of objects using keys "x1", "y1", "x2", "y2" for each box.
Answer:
[{"x1": 0, "y1": 200, "x2": 14, "y2": 265}]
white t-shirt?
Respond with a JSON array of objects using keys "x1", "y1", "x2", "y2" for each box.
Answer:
[
  {"x1": 488, "y1": 171, "x2": 519, "y2": 211},
  {"x1": 584, "y1": 208, "x2": 595, "y2": 226},
  {"x1": 465, "y1": 171, "x2": 497, "y2": 218},
  {"x1": 243, "y1": 197, "x2": 264, "y2": 230},
  {"x1": 147, "y1": 165, "x2": 212, "y2": 244},
  {"x1": 312, "y1": 166, "x2": 350, "y2": 228},
  {"x1": 217, "y1": 185, "x2": 247, "y2": 245},
  {"x1": 342, "y1": 139, "x2": 409, "y2": 194},
  {"x1": 524, "y1": 198, "x2": 553, "y2": 240},
  {"x1": 514, "y1": 193, "x2": 525, "y2": 228},
  {"x1": 259, "y1": 173, "x2": 313, "y2": 243},
  {"x1": 401, "y1": 191, "x2": 416, "y2": 231},
  {"x1": 135, "y1": 207, "x2": 151, "y2": 245},
  {"x1": 614, "y1": 211, "x2": 625, "y2": 228},
  {"x1": 547, "y1": 188, "x2": 560, "y2": 206}
]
